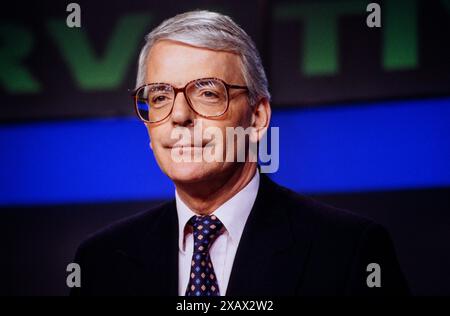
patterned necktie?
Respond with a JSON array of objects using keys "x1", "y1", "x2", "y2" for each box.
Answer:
[{"x1": 185, "y1": 214, "x2": 224, "y2": 296}]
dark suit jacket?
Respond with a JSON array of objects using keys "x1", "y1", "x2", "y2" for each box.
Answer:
[{"x1": 71, "y1": 174, "x2": 409, "y2": 296}]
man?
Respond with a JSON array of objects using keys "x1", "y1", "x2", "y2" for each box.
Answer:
[{"x1": 71, "y1": 10, "x2": 409, "y2": 296}]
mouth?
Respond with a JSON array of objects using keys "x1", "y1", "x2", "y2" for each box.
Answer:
[
  {"x1": 165, "y1": 145, "x2": 203, "y2": 150},
  {"x1": 165, "y1": 142, "x2": 214, "y2": 149},
  {"x1": 172, "y1": 144, "x2": 202, "y2": 148}
]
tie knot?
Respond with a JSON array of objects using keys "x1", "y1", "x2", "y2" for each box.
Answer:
[{"x1": 189, "y1": 214, "x2": 223, "y2": 253}]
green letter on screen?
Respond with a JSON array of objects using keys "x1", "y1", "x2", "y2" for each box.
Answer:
[
  {"x1": 0, "y1": 24, "x2": 41, "y2": 93},
  {"x1": 47, "y1": 13, "x2": 151, "y2": 90}
]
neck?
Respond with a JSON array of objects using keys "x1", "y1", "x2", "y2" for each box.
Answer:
[{"x1": 175, "y1": 162, "x2": 257, "y2": 215}]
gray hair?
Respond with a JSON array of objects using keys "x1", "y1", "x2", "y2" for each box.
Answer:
[{"x1": 135, "y1": 10, "x2": 270, "y2": 105}]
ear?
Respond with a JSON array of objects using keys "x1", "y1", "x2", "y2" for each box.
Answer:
[{"x1": 250, "y1": 97, "x2": 271, "y2": 143}]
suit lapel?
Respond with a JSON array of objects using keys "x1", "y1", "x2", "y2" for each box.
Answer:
[
  {"x1": 226, "y1": 174, "x2": 312, "y2": 296},
  {"x1": 134, "y1": 200, "x2": 179, "y2": 295}
]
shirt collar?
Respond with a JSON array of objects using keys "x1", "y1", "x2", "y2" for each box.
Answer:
[{"x1": 175, "y1": 169, "x2": 260, "y2": 253}]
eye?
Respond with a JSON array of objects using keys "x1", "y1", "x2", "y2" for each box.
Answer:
[
  {"x1": 152, "y1": 95, "x2": 168, "y2": 103},
  {"x1": 201, "y1": 91, "x2": 219, "y2": 98}
]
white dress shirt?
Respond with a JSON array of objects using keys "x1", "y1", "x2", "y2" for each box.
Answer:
[{"x1": 175, "y1": 170, "x2": 260, "y2": 296}]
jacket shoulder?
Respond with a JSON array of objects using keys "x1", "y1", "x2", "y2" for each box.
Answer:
[
  {"x1": 266, "y1": 176, "x2": 375, "y2": 233},
  {"x1": 267, "y1": 178, "x2": 409, "y2": 295},
  {"x1": 76, "y1": 200, "x2": 175, "y2": 254}
]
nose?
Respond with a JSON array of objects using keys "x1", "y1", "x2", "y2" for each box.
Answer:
[{"x1": 170, "y1": 91, "x2": 195, "y2": 127}]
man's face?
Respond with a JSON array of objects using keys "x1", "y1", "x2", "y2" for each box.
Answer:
[{"x1": 144, "y1": 40, "x2": 253, "y2": 184}]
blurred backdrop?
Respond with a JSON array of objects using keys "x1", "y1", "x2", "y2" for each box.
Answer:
[{"x1": 1, "y1": 0, "x2": 449, "y2": 295}]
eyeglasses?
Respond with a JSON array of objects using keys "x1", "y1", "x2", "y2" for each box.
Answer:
[{"x1": 132, "y1": 77, "x2": 248, "y2": 123}]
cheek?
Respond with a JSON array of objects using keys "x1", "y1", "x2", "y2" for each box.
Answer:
[
  {"x1": 230, "y1": 100, "x2": 252, "y2": 126},
  {"x1": 145, "y1": 123, "x2": 152, "y2": 137},
  {"x1": 147, "y1": 123, "x2": 164, "y2": 141},
  {"x1": 146, "y1": 125, "x2": 164, "y2": 152},
  {"x1": 145, "y1": 126, "x2": 153, "y2": 148}
]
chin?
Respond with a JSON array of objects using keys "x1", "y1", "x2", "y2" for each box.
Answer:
[{"x1": 165, "y1": 161, "x2": 220, "y2": 184}]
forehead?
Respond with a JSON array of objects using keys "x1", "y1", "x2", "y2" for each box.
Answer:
[{"x1": 145, "y1": 40, "x2": 244, "y2": 86}]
